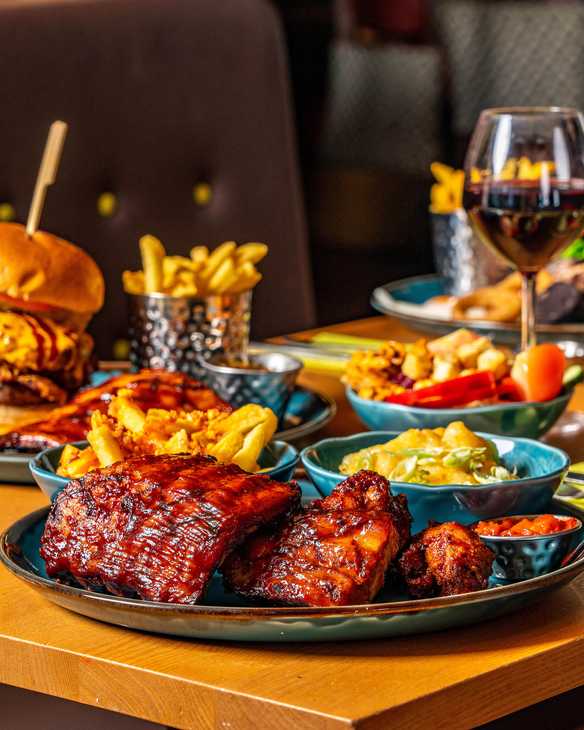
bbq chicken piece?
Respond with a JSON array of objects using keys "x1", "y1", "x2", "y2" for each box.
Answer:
[
  {"x1": 41, "y1": 454, "x2": 300, "y2": 604},
  {"x1": 222, "y1": 470, "x2": 411, "y2": 607},
  {"x1": 0, "y1": 369, "x2": 230, "y2": 452},
  {"x1": 398, "y1": 521, "x2": 494, "y2": 598}
]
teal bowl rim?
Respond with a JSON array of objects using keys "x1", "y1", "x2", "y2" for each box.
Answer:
[
  {"x1": 473, "y1": 513, "x2": 582, "y2": 541},
  {"x1": 300, "y1": 430, "x2": 570, "y2": 493},
  {"x1": 30, "y1": 439, "x2": 299, "y2": 487},
  {"x1": 346, "y1": 385, "x2": 572, "y2": 415}
]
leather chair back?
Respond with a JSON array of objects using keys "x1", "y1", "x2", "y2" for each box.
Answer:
[{"x1": 0, "y1": 0, "x2": 315, "y2": 356}]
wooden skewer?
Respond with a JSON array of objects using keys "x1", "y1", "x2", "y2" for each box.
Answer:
[{"x1": 26, "y1": 120, "x2": 68, "y2": 237}]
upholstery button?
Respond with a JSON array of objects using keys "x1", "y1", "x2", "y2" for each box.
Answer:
[
  {"x1": 193, "y1": 182, "x2": 212, "y2": 206},
  {"x1": 0, "y1": 203, "x2": 15, "y2": 222},
  {"x1": 97, "y1": 192, "x2": 118, "y2": 217},
  {"x1": 113, "y1": 338, "x2": 130, "y2": 360}
]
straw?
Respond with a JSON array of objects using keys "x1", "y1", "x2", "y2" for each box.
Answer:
[{"x1": 26, "y1": 120, "x2": 68, "y2": 237}]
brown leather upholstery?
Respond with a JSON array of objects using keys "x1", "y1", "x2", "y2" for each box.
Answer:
[{"x1": 0, "y1": 0, "x2": 315, "y2": 356}]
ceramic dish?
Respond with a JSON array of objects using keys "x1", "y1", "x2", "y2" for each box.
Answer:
[
  {"x1": 346, "y1": 385, "x2": 571, "y2": 439},
  {"x1": 301, "y1": 431, "x2": 570, "y2": 532},
  {"x1": 474, "y1": 514, "x2": 582, "y2": 582},
  {"x1": 200, "y1": 352, "x2": 302, "y2": 422},
  {"x1": 0, "y1": 451, "x2": 36, "y2": 484},
  {"x1": 2, "y1": 504, "x2": 584, "y2": 642},
  {"x1": 30, "y1": 440, "x2": 300, "y2": 501},
  {"x1": 371, "y1": 274, "x2": 584, "y2": 354}
]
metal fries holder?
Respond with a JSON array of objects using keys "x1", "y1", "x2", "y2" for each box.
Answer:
[
  {"x1": 431, "y1": 210, "x2": 509, "y2": 295},
  {"x1": 128, "y1": 291, "x2": 252, "y2": 377}
]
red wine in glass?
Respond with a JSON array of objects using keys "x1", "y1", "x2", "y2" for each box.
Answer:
[{"x1": 464, "y1": 179, "x2": 584, "y2": 272}]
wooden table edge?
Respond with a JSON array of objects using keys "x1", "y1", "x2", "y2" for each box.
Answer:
[
  {"x1": 0, "y1": 633, "x2": 354, "y2": 729},
  {"x1": 2, "y1": 627, "x2": 584, "y2": 729},
  {"x1": 354, "y1": 635, "x2": 584, "y2": 728}
]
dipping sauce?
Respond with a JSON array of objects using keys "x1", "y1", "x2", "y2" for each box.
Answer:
[{"x1": 475, "y1": 514, "x2": 580, "y2": 537}]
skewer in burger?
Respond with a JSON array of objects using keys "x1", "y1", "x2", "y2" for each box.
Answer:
[{"x1": 0, "y1": 223, "x2": 104, "y2": 429}]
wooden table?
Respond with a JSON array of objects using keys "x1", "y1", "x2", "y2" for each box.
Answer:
[{"x1": 2, "y1": 316, "x2": 584, "y2": 729}]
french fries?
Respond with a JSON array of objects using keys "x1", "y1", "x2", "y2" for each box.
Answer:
[
  {"x1": 430, "y1": 163, "x2": 464, "y2": 214},
  {"x1": 139, "y1": 235, "x2": 165, "y2": 293},
  {"x1": 86, "y1": 412, "x2": 125, "y2": 467},
  {"x1": 430, "y1": 159, "x2": 556, "y2": 214},
  {"x1": 57, "y1": 395, "x2": 277, "y2": 478},
  {"x1": 123, "y1": 237, "x2": 268, "y2": 297}
]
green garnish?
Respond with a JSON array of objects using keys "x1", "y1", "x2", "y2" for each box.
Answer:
[
  {"x1": 562, "y1": 239, "x2": 584, "y2": 260},
  {"x1": 563, "y1": 364, "x2": 584, "y2": 390}
]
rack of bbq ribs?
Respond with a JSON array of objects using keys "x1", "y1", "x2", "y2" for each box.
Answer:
[
  {"x1": 40, "y1": 457, "x2": 494, "y2": 607},
  {"x1": 0, "y1": 369, "x2": 230, "y2": 452}
]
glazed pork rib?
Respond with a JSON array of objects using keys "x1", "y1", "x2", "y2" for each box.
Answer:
[
  {"x1": 41, "y1": 454, "x2": 300, "y2": 604},
  {"x1": 0, "y1": 369, "x2": 230, "y2": 452},
  {"x1": 222, "y1": 470, "x2": 411, "y2": 607}
]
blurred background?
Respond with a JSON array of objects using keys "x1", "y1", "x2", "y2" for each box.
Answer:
[
  {"x1": 276, "y1": 0, "x2": 584, "y2": 323},
  {"x1": 2, "y1": 0, "x2": 584, "y2": 355}
]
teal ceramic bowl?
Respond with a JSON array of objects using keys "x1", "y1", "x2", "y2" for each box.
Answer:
[
  {"x1": 475, "y1": 514, "x2": 582, "y2": 582},
  {"x1": 301, "y1": 431, "x2": 569, "y2": 533},
  {"x1": 30, "y1": 440, "x2": 299, "y2": 502},
  {"x1": 346, "y1": 386, "x2": 571, "y2": 439}
]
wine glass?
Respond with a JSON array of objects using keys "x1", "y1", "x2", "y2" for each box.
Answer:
[{"x1": 463, "y1": 107, "x2": 584, "y2": 350}]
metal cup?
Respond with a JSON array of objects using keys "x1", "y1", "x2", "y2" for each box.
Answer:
[
  {"x1": 128, "y1": 291, "x2": 252, "y2": 378},
  {"x1": 431, "y1": 210, "x2": 509, "y2": 295},
  {"x1": 200, "y1": 352, "x2": 302, "y2": 423}
]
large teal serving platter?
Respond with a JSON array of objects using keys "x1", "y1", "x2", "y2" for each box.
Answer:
[
  {"x1": 301, "y1": 431, "x2": 569, "y2": 533},
  {"x1": 2, "y1": 505, "x2": 584, "y2": 642},
  {"x1": 371, "y1": 274, "x2": 584, "y2": 352},
  {"x1": 346, "y1": 385, "x2": 571, "y2": 439}
]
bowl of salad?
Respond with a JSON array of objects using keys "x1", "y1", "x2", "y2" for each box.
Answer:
[
  {"x1": 344, "y1": 329, "x2": 581, "y2": 438},
  {"x1": 301, "y1": 422, "x2": 569, "y2": 532}
]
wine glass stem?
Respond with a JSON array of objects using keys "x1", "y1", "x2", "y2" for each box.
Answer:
[{"x1": 521, "y1": 271, "x2": 537, "y2": 350}]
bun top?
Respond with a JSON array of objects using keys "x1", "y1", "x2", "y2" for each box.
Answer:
[{"x1": 0, "y1": 223, "x2": 104, "y2": 314}]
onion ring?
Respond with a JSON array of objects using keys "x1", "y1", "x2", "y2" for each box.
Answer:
[{"x1": 453, "y1": 287, "x2": 521, "y2": 322}]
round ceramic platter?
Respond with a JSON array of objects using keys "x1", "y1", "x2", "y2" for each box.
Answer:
[
  {"x1": 371, "y1": 275, "x2": 584, "y2": 352},
  {"x1": 3, "y1": 505, "x2": 584, "y2": 643},
  {"x1": 0, "y1": 451, "x2": 35, "y2": 484},
  {"x1": 0, "y1": 385, "x2": 335, "y2": 485}
]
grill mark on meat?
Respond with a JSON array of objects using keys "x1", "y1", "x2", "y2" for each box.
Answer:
[
  {"x1": 223, "y1": 470, "x2": 412, "y2": 607},
  {"x1": 40, "y1": 453, "x2": 300, "y2": 604}
]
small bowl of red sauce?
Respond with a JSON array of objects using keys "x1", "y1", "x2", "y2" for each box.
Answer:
[{"x1": 474, "y1": 514, "x2": 582, "y2": 582}]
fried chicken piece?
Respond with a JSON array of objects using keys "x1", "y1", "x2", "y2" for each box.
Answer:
[
  {"x1": 223, "y1": 470, "x2": 411, "y2": 607},
  {"x1": 398, "y1": 522, "x2": 494, "y2": 598},
  {"x1": 41, "y1": 454, "x2": 300, "y2": 604},
  {"x1": 0, "y1": 369, "x2": 230, "y2": 451}
]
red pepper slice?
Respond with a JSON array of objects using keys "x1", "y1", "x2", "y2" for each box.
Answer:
[
  {"x1": 385, "y1": 371, "x2": 497, "y2": 408},
  {"x1": 496, "y1": 376, "x2": 525, "y2": 402}
]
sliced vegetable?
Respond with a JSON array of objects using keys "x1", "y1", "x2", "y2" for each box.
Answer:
[
  {"x1": 496, "y1": 376, "x2": 524, "y2": 402},
  {"x1": 563, "y1": 364, "x2": 584, "y2": 390},
  {"x1": 384, "y1": 371, "x2": 497, "y2": 409},
  {"x1": 561, "y1": 238, "x2": 584, "y2": 261},
  {"x1": 511, "y1": 344, "x2": 566, "y2": 402}
]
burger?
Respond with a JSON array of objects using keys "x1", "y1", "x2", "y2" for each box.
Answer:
[{"x1": 0, "y1": 223, "x2": 104, "y2": 428}]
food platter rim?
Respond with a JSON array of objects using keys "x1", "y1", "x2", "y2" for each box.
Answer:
[
  {"x1": 275, "y1": 387, "x2": 337, "y2": 442},
  {"x1": 2, "y1": 506, "x2": 584, "y2": 621},
  {"x1": 371, "y1": 274, "x2": 584, "y2": 335}
]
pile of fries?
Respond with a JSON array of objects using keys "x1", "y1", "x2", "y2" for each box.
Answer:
[
  {"x1": 430, "y1": 159, "x2": 556, "y2": 215},
  {"x1": 57, "y1": 392, "x2": 278, "y2": 478},
  {"x1": 430, "y1": 162, "x2": 464, "y2": 214},
  {"x1": 123, "y1": 236, "x2": 268, "y2": 298}
]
